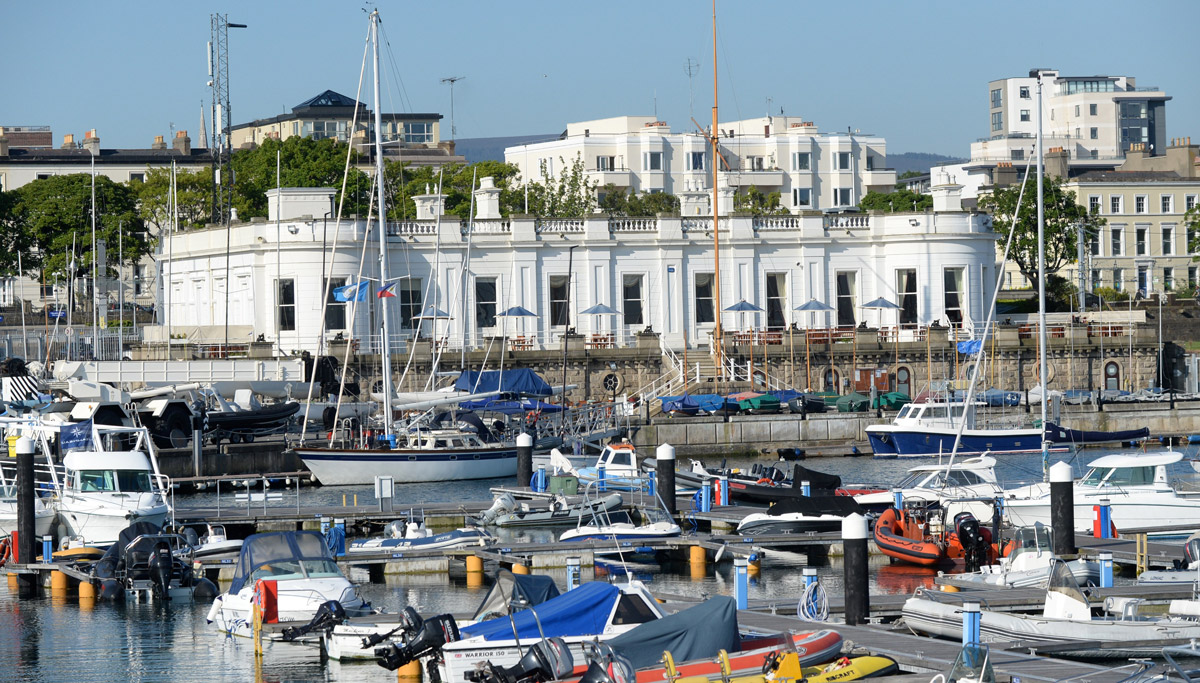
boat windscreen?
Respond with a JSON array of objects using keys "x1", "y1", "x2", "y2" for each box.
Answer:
[
  {"x1": 1043, "y1": 558, "x2": 1090, "y2": 618},
  {"x1": 947, "y1": 643, "x2": 994, "y2": 683},
  {"x1": 229, "y1": 531, "x2": 339, "y2": 593}
]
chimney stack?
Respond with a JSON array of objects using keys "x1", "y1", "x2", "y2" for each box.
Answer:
[
  {"x1": 82, "y1": 129, "x2": 100, "y2": 155},
  {"x1": 173, "y1": 130, "x2": 191, "y2": 155},
  {"x1": 61, "y1": 133, "x2": 75, "y2": 149},
  {"x1": 151, "y1": 135, "x2": 167, "y2": 150}
]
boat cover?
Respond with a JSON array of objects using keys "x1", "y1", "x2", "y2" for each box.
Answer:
[
  {"x1": 768, "y1": 389, "x2": 804, "y2": 403},
  {"x1": 607, "y1": 596, "x2": 740, "y2": 670},
  {"x1": 94, "y1": 521, "x2": 163, "y2": 579},
  {"x1": 872, "y1": 392, "x2": 911, "y2": 410},
  {"x1": 460, "y1": 581, "x2": 618, "y2": 641},
  {"x1": 1044, "y1": 422, "x2": 1149, "y2": 445},
  {"x1": 835, "y1": 393, "x2": 870, "y2": 412},
  {"x1": 454, "y1": 369, "x2": 552, "y2": 397},
  {"x1": 229, "y1": 531, "x2": 336, "y2": 594},
  {"x1": 690, "y1": 394, "x2": 739, "y2": 414},
  {"x1": 738, "y1": 394, "x2": 781, "y2": 411},
  {"x1": 470, "y1": 569, "x2": 561, "y2": 620},
  {"x1": 978, "y1": 388, "x2": 1021, "y2": 407},
  {"x1": 790, "y1": 464, "x2": 842, "y2": 492},
  {"x1": 660, "y1": 394, "x2": 700, "y2": 414},
  {"x1": 767, "y1": 495, "x2": 863, "y2": 517},
  {"x1": 457, "y1": 399, "x2": 565, "y2": 414}
]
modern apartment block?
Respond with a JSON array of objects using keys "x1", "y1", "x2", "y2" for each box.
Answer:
[{"x1": 505, "y1": 115, "x2": 896, "y2": 214}]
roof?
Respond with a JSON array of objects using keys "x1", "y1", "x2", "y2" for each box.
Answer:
[
  {"x1": 1085, "y1": 451, "x2": 1181, "y2": 469},
  {"x1": 63, "y1": 450, "x2": 153, "y2": 471},
  {"x1": 295, "y1": 89, "x2": 360, "y2": 108},
  {"x1": 1072, "y1": 170, "x2": 1189, "y2": 183},
  {"x1": 231, "y1": 89, "x2": 442, "y2": 131},
  {"x1": 1, "y1": 147, "x2": 210, "y2": 165}
]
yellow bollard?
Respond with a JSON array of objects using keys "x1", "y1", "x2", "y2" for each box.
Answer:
[
  {"x1": 940, "y1": 584, "x2": 960, "y2": 593},
  {"x1": 465, "y1": 555, "x2": 484, "y2": 573},
  {"x1": 511, "y1": 563, "x2": 529, "y2": 575},
  {"x1": 50, "y1": 570, "x2": 68, "y2": 594},
  {"x1": 466, "y1": 570, "x2": 483, "y2": 588},
  {"x1": 354, "y1": 494, "x2": 358, "y2": 506},
  {"x1": 7, "y1": 573, "x2": 17, "y2": 591},
  {"x1": 398, "y1": 660, "x2": 423, "y2": 681},
  {"x1": 342, "y1": 493, "x2": 347, "y2": 507},
  {"x1": 78, "y1": 580, "x2": 96, "y2": 600},
  {"x1": 689, "y1": 545, "x2": 706, "y2": 565}
]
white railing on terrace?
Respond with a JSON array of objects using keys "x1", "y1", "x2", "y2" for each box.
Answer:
[
  {"x1": 753, "y1": 216, "x2": 802, "y2": 231},
  {"x1": 1, "y1": 328, "x2": 144, "y2": 362},
  {"x1": 823, "y1": 214, "x2": 870, "y2": 229},
  {"x1": 463, "y1": 219, "x2": 511, "y2": 235},
  {"x1": 682, "y1": 218, "x2": 725, "y2": 232},
  {"x1": 608, "y1": 217, "x2": 658, "y2": 233},
  {"x1": 721, "y1": 354, "x2": 789, "y2": 391},
  {"x1": 386, "y1": 221, "x2": 436, "y2": 236},
  {"x1": 535, "y1": 219, "x2": 585, "y2": 234}
]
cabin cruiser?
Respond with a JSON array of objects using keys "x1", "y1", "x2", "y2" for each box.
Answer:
[
  {"x1": 206, "y1": 530, "x2": 373, "y2": 639},
  {"x1": 572, "y1": 441, "x2": 646, "y2": 491},
  {"x1": 866, "y1": 399, "x2": 1044, "y2": 458},
  {"x1": 560, "y1": 484, "x2": 681, "y2": 544},
  {"x1": 1003, "y1": 452, "x2": 1200, "y2": 535},
  {"x1": 854, "y1": 455, "x2": 1003, "y2": 521},
  {"x1": 57, "y1": 447, "x2": 171, "y2": 546}
]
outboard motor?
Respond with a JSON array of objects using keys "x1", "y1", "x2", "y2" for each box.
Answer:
[
  {"x1": 466, "y1": 637, "x2": 573, "y2": 683},
  {"x1": 361, "y1": 606, "x2": 423, "y2": 650},
  {"x1": 182, "y1": 527, "x2": 201, "y2": 549},
  {"x1": 954, "y1": 512, "x2": 989, "y2": 572},
  {"x1": 147, "y1": 541, "x2": 174, "y2": 600},
  {"x1": 578, "y1": 642, "x2": 636, "y2": 683},
  {"x1": 1184, "y1": 535, "x2": 1200, "y2": 570},
  {"x1": 281, "y1": 600, "x2": 348, "y2": 641},
  {"x1": 376, "y1": 614, "x2": 460, "y2": 671}
]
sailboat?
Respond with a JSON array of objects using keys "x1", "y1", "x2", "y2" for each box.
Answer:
[{"x1": 291, "y1": 11, "x2": 517, "y2": 486}]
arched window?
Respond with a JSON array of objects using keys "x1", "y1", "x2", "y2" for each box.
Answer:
[
  {"x1": 896, "y1": 366, "x2": 912, "y2": 396},
  {"x1": 824, "y1": 369, "x2": 841, "y2": 393},
  {"x1": 1104, "y1": 361, "x2": 1121, "y2": 391}
]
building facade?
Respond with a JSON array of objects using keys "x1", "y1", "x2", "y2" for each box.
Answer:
[{"x1": 505, "y1": 116, "x2": 896, "y2": 214}]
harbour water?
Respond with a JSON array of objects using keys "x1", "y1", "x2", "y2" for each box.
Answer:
[{"x1": 3, "y1": 446, "x2": 1187, "y2": 682}]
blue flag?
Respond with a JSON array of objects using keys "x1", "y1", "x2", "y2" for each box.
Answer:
[
  {"x1": 956, "y1": 339, "x2": 983, "y2": 355},
  {"x1": 60, "y1": 419, "x2": 94, "y2": 452},
  {"x1": 333, "y1": 281, "x2": 368, "y2": 302}
]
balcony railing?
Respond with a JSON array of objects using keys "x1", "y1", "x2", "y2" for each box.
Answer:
[
  {"x1": 752, "y1": 216, "x2": 802, "y2": 231},
  {"x1": 535, "y1": 219, "x2": 585, "y2": 234},
  {"x1": 823, "y1": 215, "x2": 870, "y2": 229},
  {"x1": 462, "y1": 219, "x2": 511, "y2": 235},
  {"x1": 608, "y1": 217, "x2": 658, "y2": 233},
  {"x1": 386, "y1": 221, "x2": 436, "y2": 236}
]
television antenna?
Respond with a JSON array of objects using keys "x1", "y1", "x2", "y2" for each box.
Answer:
[
  {"x1": 684, "y1": 58, "x2": 699, "y2": 118},
  {"x1": 441, "y1": 76, "x2": 465, "y2": 141}
]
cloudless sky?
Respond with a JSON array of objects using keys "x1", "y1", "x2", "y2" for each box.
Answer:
[{"x1": 4, "y1": 1, "x2": 1197, "y2": 157}]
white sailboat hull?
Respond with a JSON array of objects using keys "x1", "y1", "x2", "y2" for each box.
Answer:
[{"x1": 294, "y1": 446, "x2": 517, "y2": 485}]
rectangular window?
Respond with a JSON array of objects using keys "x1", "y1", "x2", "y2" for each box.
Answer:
[
  {"x1": 475, "y1": 277, "x2": 497, "y2": 329},
  {"x1": 791, "y1": 152, "x2": 810, "y2": 171},
  {"x1": 1161, "y1": 195, "x2": 1174, "y2": 213},
  {"x1": 1190, "y1": 227, "x2": 1199, "y2": 255},
  {"x1": 1091, "y1": 270, "x2": 1102, "y2": 291},
  {"x1": 40, "y1": 283, "x2": 55, "y2": 298},
  {"x1": 1075, "y1": 127, "x2": 1081, "y2": 139},
  {"x1": 277, "y1": 279, "x2": 296, "y2": 332},
  {"x1": 398, "y1": 279, "x2": 422, "y2": 330},
  {"x1": 991, "y1": 112, "x2": 1003, "y2": 132},
  {"x1": 1163, "y1": 226, "x2": 1174, "y2": 255},
  {"x1": 686, "y1": 152, "x2": 704, "y2": 171},
  {"x1": 792, "y1": 188, "x2": 811, "y2": 207},
  {"x1": 1187, "y1": 195, "x2": 1198, "y2": 212},
  {"x1": 36, "y1": 173, "x2": 52, "y2": 180},
  {"x1": 1089, "y1": 195, "x2": 1101, "y2": 215},
  {"x1": 596, "y1": 155, "x2": 613, "y2": 171},
  {"x1": 990, "y1": 88, "x2": 1002, "y2": 108},
  {"x1": 1075, "y1": 105, "x2": 1080, "y2": 117},
  {"x1": 1111, "y1": 226, "x2": 1123, "y2": 256},
  {"x1": 765, "y1": 273, "x2": 787, "y2": 329},
  {"x1": 836, "y1": 188, "x2": 851, "y2": 206},
  {"x1": 1135, "y1": 196, "x2": 1147, "y2": 214},
  {"x1": 1190, "y1": 266, "x2": 1199, "y2": 289},
  {"x1": 835, "y1": 271, "x2": 857, "y2": 327},
  {"x1": 549, "y1": 275, "x2": 570, "y2": 326},
  {"x1": 1136, "y1": 226, "x2": 1148, "y2": 255},
  {"x1": 944, "y1": 268, "x2": 965, "y2": 325},
  {"x1": 325, "y1": 277, "x2": 347, "y2": 330},
  {"x1": 1090, "y1": 104, "x2": 1098, "y2": 116},
  {"x1": 1114, "y1": 268, "x2": 1125, "y2": 291},
  {"x1": 694, "y1": 273, "x2": 714, "y2": 324},
  {"x1": 836, "y1": 152, "x2": 851, "y2": 170},
  {"x1": 1137, "y1": 266, "x2": 1149, "y2": 294},
  {"x1": 745, "y1": 155, "x2": 764, "y2": 171},
  {"x1": 1090, "y1": 233, "x2": 1101, "y2": 256},
  {"x1": 643, "y1": 151, "x2": 662, "y2": 171},
  {"x1": 1111, "y1": 195, "x2": 1123, "y2": 214},
  {"x1": 1164, "y1": 267, "x2": 1175, "y2": 291},
  {"x1": 1090, "y1": 127, "x2": 1098, "y2": 140},
  {"x1": 1019, "y1": 86, "x2": 1030, "y2": 99},
  {"x1": 129, "y1": 172, "x2": 145, "y2": 183},
  {"x1": 1020, "y1": 110, "x2": 1030, "y2": 122},
  {"x1": 622, "y1": 274, "x2": 644, "y2": 326},
  {"x1": 896, "y1": 269, "x2": 918, "y2": 325},
  {"x1": 865, "y1": 155, "x2": 875, "y2": 171},
  {"x1": 1011, "y1": 150, "x2": 1024, "y2": 161},
  {"x1": 403, "y1": 122, "x2": 432, "y2": 144}
]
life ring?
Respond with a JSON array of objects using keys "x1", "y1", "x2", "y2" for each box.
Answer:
[
  {"x1": 0, "y1": 537, "x2": 11, "y2": 566},
  {"x1": 756, "y1": 478, "x2": 773, "y2": 485}
]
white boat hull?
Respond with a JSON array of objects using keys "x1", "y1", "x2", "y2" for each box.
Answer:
[
  {"x1": 952, "y1": 559, "x2": 1099, "y2": 588},
  {"x1": 56, "y1": 494, "x2": 170, "y2": 546},
  {"x1": 294, "y1": 446, "x2": 517, "y2": 485},
  {"x1": 0, "y1": 500, "x2": 56, "y2": 538},
  {"x1": 207, "y1": 578, "x2": 368, "y2": 639},
  {"x1": 1004, "y1": 489, "x2": 1200, "y2": 535}
]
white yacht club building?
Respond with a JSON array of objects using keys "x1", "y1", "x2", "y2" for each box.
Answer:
[{"x1": 154, "y1": 178, "x2": 998, "y2": 355}]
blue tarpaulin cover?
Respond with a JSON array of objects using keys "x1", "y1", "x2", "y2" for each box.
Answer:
[
  {"x1": 458, "y1": 398, "x2": 565, "y2": 414},
  {"x1": 660, "y1": 394, "x2": 700, "y2": 414},
  {"x1": 460, "y1": 581, "x2": 619, "y2": 641},
  {"x1": 608, "y1": 596, "x2": 740, "y2": 670},
  {"x1": 229, "y1": 531, "x2": 337, "y2": 594},
  {"x1": 690, "y1": 394, "x2": 739, "y2": 414},
  {"x1": 454, "y1": 369, "x2": 553, "y2": 396}
]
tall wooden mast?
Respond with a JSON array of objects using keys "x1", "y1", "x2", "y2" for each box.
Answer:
[{"x1": 710, "y1": 0, "x2": 724, "y2": 377}]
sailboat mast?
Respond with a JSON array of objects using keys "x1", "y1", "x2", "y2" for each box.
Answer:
[
  {"x1": 710, "y1": 0, "x2": 723, "y2": 378},
  {"x1": 372, "y1": 10, "x2": 395, "y2": 439},
  {"x1": 91, "y1": 152, "x2": 98, "y2": 356},
  {"x1": 1036, "y1": 72, "x2": 1049, "y2": 464}
]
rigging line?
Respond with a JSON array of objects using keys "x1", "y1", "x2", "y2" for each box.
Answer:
[
  {"x1": 426, "y1": 171, "x2": 459, "y2": 392},
  {"x1": 461, "y1": 169, "x2": 478, "y2": 370},
  {"x1": 378, "y1": 23, "x2": 414, "y2": 113},
  {"x1": 395, "y1": 171, "x2": 443, "y2": 394},
  {"x1": 300, "y1": 23, "x2": 372, "y2": 440},
  {"x1": 485, "y1": 246, "x2": 520, "y2": 395}
]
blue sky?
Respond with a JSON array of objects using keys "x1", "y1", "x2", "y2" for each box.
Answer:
[{"x1": 4, "y1": 1, "x2": 1197, "y2": 157}]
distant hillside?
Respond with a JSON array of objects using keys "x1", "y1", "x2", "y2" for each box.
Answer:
[
  {"x1": 888, "y1": 152, "x2": 965, "y2": 175},
  {"x1": 453, "y1": 134, "x2": 558, "y2": 163}
]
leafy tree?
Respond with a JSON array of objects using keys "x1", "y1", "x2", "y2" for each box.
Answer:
[
  {"x1": 10, "y1": 173, "x2": 149, "y2": 284},
  {"x1": 230, "y1": 136, "x2": 371, "y2": 219},
  {"x1": 0, "y1": 189, "x2": 25, "y2": 275},
  {"x1": 859, "y1": 189, "x2": 933, "y2": 213},
  {"x1": 524, "y1": 154, "x2": 597, "y2": 217},
  {"x1": 733, "y1": 186, "x2": 787, "y2": 215},
  {"x1": 135, "y1": 166, "x2": 213, "y2": 233},
  {"x1": 1188, "y1": 203, "x2": 1200, "y2": 257},
  {"x1": 382, "y1": 159, "x2": 524, "y2": 220},
  {"x1": 897, "y1": 170, "x2": 925, "y2": 180},
  {"x1": 978, "y1": 175, "x2": 1103, "y2": 295},
  {"x1": 598, "y1": 185, "x2": 680, "y2": 216}
]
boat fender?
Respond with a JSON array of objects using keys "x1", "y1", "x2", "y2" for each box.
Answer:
[
  {"x1": 98, "y1": 578, "x2": 124, "y2": 602},
  {"x1": 192, "y1": 577, "x2": 219, "y2": 600},
  {"x1": 756, "y1": 478, "x2": 773, "y2": 485}
]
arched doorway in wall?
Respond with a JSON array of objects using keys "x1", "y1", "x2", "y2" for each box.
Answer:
[
  {"x1": 1104, "y1": 361, "x2": 1121, "y2": 391},
  {"x1": 824, "y1": 368, "x2": 840, "y2": 394},
  {"x1": 896, "y1": 366, "x2": 912, "y2": 397}
]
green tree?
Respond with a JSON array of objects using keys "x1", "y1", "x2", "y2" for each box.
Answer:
[
  {"x1": 524, "y1": 154, "x2": 597, "y2": 217},
  {"x1": 733, "y1": 186, "x2": 787, "y2": 215},
  {"x1": 0, "y1": 189, "x2": 25, "y2": 275},
  {"x1": 10, "y1": 174, "x2": 149, "y2": 283},
  {"x1": 859, "y1": 189, "x2": 933, "y2": 213},
  {"x1": 1187, "y1": 202, "x2": 1200, "y2": 256},
  {"x1": 382, "y1": 160, "x2": 524, "y2": 220},
  {"x1": 978, "y1": 175, "x2": 1103, "y2": 295},
  {"x1": 136, "y1": 166, "x2": 213, "y2": 233},
  {"x1": 230, "y1": 136, "x2": 371, "y2": 219},
  {"x1": 598, "y1": 185, "x2": 680, "y2": 216}
]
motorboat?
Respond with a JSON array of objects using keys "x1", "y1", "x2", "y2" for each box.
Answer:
[
  {"x1": 666, "y1": 460, "x2": 854, "y2": 506},
  {"x1": 1003, "y1": 451, "x2": 1200, "y2": 535},
  {"x1": 853, "y1": 455, "x2": 1003, "y2": 521},
  {"x1": 952, "y1": 523, "x2": 1099, "y2": 588},
  {"x1": 294, "y1": 426, "x2": 518, "y2": 486},
  {"x1": 1139, "y1": 532, "x2": 1200, "y2": 585},
  {"x1": 0, "y1": 483, "x2": 55, "y2": 540},
  {"x1": 865, "y1": 399, "x2": 1045, "y2": 458},
  {"x1": 659, "y1": 394, "x2": 701, "y2": 417},
  {"x1": 873, "y1": 501, "x2": 995, "y2": 569},
  {"x1": 348, "y1": 517, "x2": 492, "y2": 554},
  {"x1": 573, "y1": 441, "x2": 646, "y2": 491},
  {"x1": 902, "y1": 559, "x2": 1200, "y2": 657},
  {"x1": 190, "y1": 524, "x2": 244, "y2": 558},
  {"x1": 559, "y1": 485, "x2": 681, "y2": 544},
  {"x1": 206, "y1": 530, "x2": 373, "y2": 639},
  {"x1": 736, "y1": 495, "x2": 865, "y2": 535},
  {"x1": 475, "y1": 491, "x2": 624, "y2": 527},
  {"x1": 91, "y1": 521, "x2": 218, "y2": 602}
]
